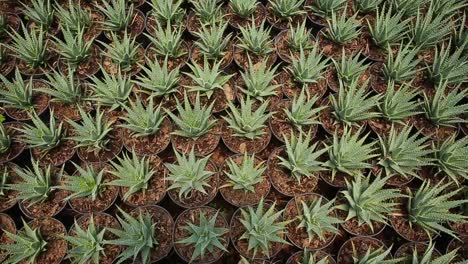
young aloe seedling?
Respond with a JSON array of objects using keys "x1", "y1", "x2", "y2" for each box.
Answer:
[
  {"x1": 229, "y1": 0, "x2": 259, "y2": 18},
  {"x1": 193, "y1": 21, "x2": 232, "y2": 60},
  {"x1": 433, "y1": 135, "x2": 468, "y2": 185},
  {"x1": 324, "y1": 10, "x2": 361, "y2": 45},
  {"x1": 22, "y1": 0, "x2": 54, "y2": 30},
  {"x1": 55, "y1": 0, "x2": 92, "y2": 33},
  {"x1": 57, "y1": 163, "x2": 106, "y2": 202},
  {"x1": 8, "y1": 23, "x2": 48, "y2": 69},
  {"x1": 289, "y1": 19, "x2": 315, "y2": 51},
  {"x1": 239, "y1": 58, "x2": 280, "y2": 101},
  {"x1": 146, "y1": 22, "x2": 187, "y2": 58},
  {"x1": 352, "y1": 245, "x2": 399, "y2": 264},
  {"x1": 287, "y1": 46, "x2": 330, "y2": 89},
  {"x1": 332, "y1": 50, "x2": 369, "y2": 86},
  {"x1": 52, "y1": 26, "x2": 93, "y2": 69},
  {"x1": 42, "y1": 69, "x2": 83, "y2": 105},
  {"x1": 0, "y1": 124, "x2": 11, "y2": 154},
  {"x1": 100, "y1": 32, "x2": 140, "y2": 72},
  {"x1": 97, "y1": 0, "x2": 134, "y2": 32},
  {"x1": 225, "y1": 152, "x2": 267, "y2": 193},
  {"x1": 269, "y1": 0, "x2": 306, "y2": 21},
  {"x1": 367, "y1": 6, "x2": 410, "y2": 49},
  {"x1": 88, "y1": 68, "x2": 133, "y2": 110},
  {"x1": 17, "y1": 110, "x2": 63, "y2": 153},
  {"x1": 378, "y1": 81, "x2": 421, "y2": 123},
  {"x1": 285, "y1": 89, "x2": 326, "y2": 129},
  {"x1": 190, "y1": 0, "x2": 224, "y2": 26},
  {"x1": 177, "y1": 211, "x2": 228, "y2": 261},
  {"x1": 149, "y1": 0, "x2": 185, "y2": 26},
  {"x1": 223, "y1": 97, "x2": 272, "y2": 140},
  {"x1": 166, "y1": 148, "x2": 215, "y2": 198},
  {"x1": 306, "y1": 0, "x2": 347, "y2": 19},
  {"x1": 135, "y1": 56, "x2": 180, "y2": 97},
  {"x1": 407, "y1": 239, "x2": 459, "y2": 264},
  {"x1": 427, "y1": 42, "x2": 468, "y2": 86},
  {"x1": 237, "y1": 19, "x2": 274, "y2": 55},
  {"x1": 120, "y1": 98, "x2": 166, "y2": 138},
  {"x1": 0, "y1": 68, "x2": 34, "y2": 111}
]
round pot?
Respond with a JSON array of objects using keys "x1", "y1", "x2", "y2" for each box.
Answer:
[
  {"x1": 103, "y1": 9, "x2": 146, "y2": 40},
  {"x1": 337, "y1": 236, "x2": 388, "y2": 264},
  {"x1": 3, "y1": 80, "x2": 50, "y2": 121},
  {"x1": 76, "y1": 130, "x2": 123, "y2": 163},
  {"x1": 221, "y1": 121, "x2": 272, "y2": 155},
  {"x1": 286, "y1": 250, "x2": 336, "y2": 264},
  {"x1": 225, "y1": 3, "x2": 267, "y2": 29},
  {"x1": 274, "y1": 29, "x2": 316, "y2": 63},
  {"x1": 171, "y1": 120, "x2": 221, "y2": 157},
  {"x1": 0, "y1": 122, "x2": 25, "y2": 164},
  {"x1": 26, "y1": 217, "x2": 67, "y2": 264}
]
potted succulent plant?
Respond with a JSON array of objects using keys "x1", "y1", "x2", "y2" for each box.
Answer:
[
  {"x1": 266, "y1": 0, "x2": 306, "y2": 30},
  {"x1": 186, "y1": 0, "x2": 224, "y2": 35},
  {"x1": 97, "y1": 0, "x2": 145, "y2": 39},
  {"x1": 0, "y1": 122, "x2": 25, "y2": 164},
  {"x1": 327, "y1": 50, "x2": 370, "y2": 92},
  {"x1": 226, "y1": 0, "x2": 267, "y2": 29},
  {"x1": 336, "y1": 236, "x2": 390, "y2": 264},
  {"x1": 0, "y1": 213, "x2": 15, "y2": 262},
  {"x1": 305, "y1": 0, "x2": 348, "y2": 26},
  {"x1": 286, "y1": 249, "x2": 336, "y2": 264},
  {"x1": 276, "y1": 19, "x2": 316, "y2": 63},
  {"x1": 146, "y1": 0, "x2": 186, "y2": 34},
  {"x1": 0, "y1": 164, "x2": 21, "y2": 212}
]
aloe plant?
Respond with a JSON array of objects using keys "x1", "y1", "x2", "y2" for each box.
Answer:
[
  {"x1": 390, "y1": 0, "x2": 429, "y2": 17},
  {"x1": 6, "y1": 160, "x2": 54, "y2": 206},
  {"x1": 279, "y1": 131, "x2": 327, "y2": 183},
  {"x1": 296, "y1": 197, "x2": 342, "y2": 242},
  {"x1": 352, "y1": 246, "x2": 400, "y2": 264},
  {"x1": 306, "y1": 0, "x2": 347, "y2": 19},
  {"x1": 165, "y1": 148, "x2": 215, "y2": 198},
  {"x1": 120, "y1": 98, "x2": 166, "y2": 138},
  {"x1": 406, "y1": 240, "x2": 459, "y2": 264},
  {"x1": 367, "y1": 7, "x2": 410, "y2": 49},
  {"x1": 382, "y1": 43, "x2": 421, "y2": 83},
  {"x1": 298, "y1": 250, "x2": 332, "y2": 264},
  {"x1": 42, "y1": 69, "x2": 83, "y2": 104},
  {"x1": 190, "y1": 0, "x2": 224, "y2": 25},
  {"x1": 239, "y1": 198, "x2": 290, "y2": 257},
  {"x1": 88, "y1": 69, "x2": 133, "y2": 110},
  {"x1": 432, "y1": 0, "x2": 467, "y2": 19},
  {"x1": 0, "y1": 219, "x2": 48, "y2": 264},
  {"x1": 229, "y1": 0, "x2": 259, "y2": 18},
  {"x1": 324, "y1": 10, "x2": 361, "y2": 45},
  {"x1": 176, "y1": 211, "x2": 228, "y2": 261},
  {"x1": 17, "y1": 110, "x2": 63, "y2": 152},
  {"x1": 193, "y1": 21, "x2": 232, "y2": 60},
  {"x1": 146, "y1": 22, "x2": 187, "y2": 58},
  {"x1": 330, "y1": 80, "x2": 381, "y2": 126},
  {"x1": 8, "y1": 23, "x2": 47, "y2": 69},
  {"x1": 53, "y1": 26, "x2": 93, "y2": 69},
  {"x1": 324, "y1": 127, "x2": 377, "y2": 178},
  {"x1": 184, "y1": 58, "x2": 234, "y2": 98},
  {"x1": 0, "y1": 124, "x2": 11, "y2": 154},
  {"x1": 223, "y1": 97, "x2": 272, "y2": 140},
  {"x1": 22, "y1": 0, "x2": 53, "y2": 30},
  {"x1": 63, "y1": 217, "x2": 106, "y2": 264},
  {"x1": 427, "y1": 42, "x2": 468, "y2": 86},
  {"x1": 100, "y1": 32, "x2": 140, "y2": 72},
  {"x1": 333, "y1": 51, "x2": 369, "y2": 86},
  {"x1": 377, "y1": 125, "x2": 434, "y2": 179},
  {"x1": 268, "y1": 0, "x2": 306, "y2": 21},
  {"x1": 287, "y1": 46, "x2": 330, "y2": 89},
  {"x1": 355, "y1": 0, "x2": 384, "y2": 13},
  {"x1": 107, "y1": 150, "x2": 156, "y2": 201},
  {"x1": 67, "y1": 107, "x2": 114, "y2": 153},
  {"x1": 284, "y1": 90, "x2": 326, "y2": 129},
  {"x1": 238, "y1": 58, "x2": 280, "y2": 101},
  {"x1": 166, "y1": 92, "x2": 216, "y2": 139},
  {"x1": 237, "y1": 20, "x2": 274, "y2": 55},
  {"x1": 433, "y1": 135, "x2": 468, "y2": 185},
  {"x1": 410, "y1": 6, "x2": 452, "y2": 50},
  {"x1": 224, "y1": 152, "x2": 267, "y2": 193},
  {"x1": 422, "y1": 82, "x2": 468, "y2": 127},
  {"x1": 57, "y1": 163, "x2": 106, "y2": 202},
  {"x1": 338, "y1": 175, "x2": 402, "y2": 232},
  {"x1": 288, "y1": 19, "x2": 314, "y2": 51},
  {"x1": 0, "y1": 68, "x2": 33, "y2": 111},
  {"x1": 453, "y1": 13, "x2": 468, "y2": 54},
  {"x1": 97, "y1": 0, "x2": 134, "y2": 32},
  {"x1": 149, "y1": 0, "x2": 185, "y2": 26},
  {"x1": 135, "y1": 56, "x2": 180, "y2": 97},
  {"x1": 106, "y1": 208, "x2": 158, "y2": 264},
  {"x1": 55, "y1": 0, "x2": 92, "y2": 33},
  {"x1": 407, "y1": 180, "x2": 467, "y2": 238},
  {"x1": 378, "y1": 81, "x2": 421, "y2": 123}
]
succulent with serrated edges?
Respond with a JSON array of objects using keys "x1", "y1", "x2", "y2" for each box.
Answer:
[
  {"x1": 288, "y1": 46, "x2": 330, "y2": 88},
  {"x1": 166, "y1": 148, "x2": 215, "y2": 198},
  {"x1": 184, "y1": 58, "x2": 234, "y2": 98},
  {"x1": 239, "y1": 58, "x2": 280, "y2": 101},
  {"x1": 166, "y1": 92, "x2": 216, "y2": 139},
  {"x1": 0, "y1": 68, "x2": 33, "y2": 110},
  {"x1": 333, "y1": 50, "x2": 368, "y2": 86},
  {"x1": 53, "y1": 26, "x2": 93, "y2": 69},
  {"x1": 63, "y1": 217, "x2": 106, "y2": 264},
  {"x1": 67, "y1": 107, "x2": 114, "y2": 153},
  {"x1": 355, "y1": 0, "x2": 384, "y2": 13},
  {"x1": 239, "y1": 198, "x2": 290, "y2": 257},
  {"x1": 0, "y1": 219, "x2": 48, "y2": 264},
  {"x1": 407, "y1": 240, "x2": 459, "y2": 264},
  {"x1": 42, "y1": 69, "x2": 83, "y2": 104},
  {"x1": 149, "y1": 0, "x2": 185, "y2": 26},
  {"x1": 378, "y1": 81, "x2": 421, "y2": 123},
  {"x1": 427, "y1": 42, "x2": 468, "y2": 86},
  {"x1": 367, "y1": 7, "x2": 410, "y2": 49},
  {"x1": 433, "y1": 135, "x2": 468, "y2": 185},
  {"x1": 190, "y1": 0, "x2": 224, "y2": 25},
  {"x1": 223, "y1": 97, "x2": 272, "y2": 140},
  {"x1": 410, "y1": 6, "x2": 452, "y2": 50},
  {"x1": 146, "y1": 22, "x2": 187, "y2": 58},
  {"x1": 454, "y1": 13, "x2": 468, "y2": 53},
  {"x1": 296, "y1": 197, "x2": 342, "y2": 242},
  {"x1": 97, "y1": 0, "x2": 134, "y2": 32},
  {"x1": 285, "y1": 90, "x2": 325, "y2": 129},
  {"x1": 8, "y1": 23, "x2": 47, "y2": 69},
  {"x1": 269, "y1": 0, "x2": 306, "y2": 20},
  {"x1": 306, "y1": 0, "x2": 347, "y2": 19},
  {"x1": 22, "y1": 0, "x2": 53, "y2": 30},
  {"x1": 120, "y1": 98, "x2": 166, "y2": 138},
  {"x1": 377, "y1": 125, "x2": 433, "y2": 179},
  {"x1": 330, "y1": 79, "x2": 381, "y2": 126},
  {"x1": 338, "y1": 175, "x2": 402, "y2": 232},
  {"x1": 299, "y1": 250, "x2": 331, "y2": 264},
  {"x1": 17, "y1": 110, "x2": 63, "y2": 152},
  {"x1": 107, "y1": 150, "x2": 156, "y2": 201},
  {"x1": 101, "y1": 32, "x2": 140, "y2": 72},
  {"x1": 390, "y1": 0, "x2": 429, "y2": 17},
  {"x1": 55, "y1": 0, "x2": 92, "y2": 33},
  {"x1": 106, "y1": 207, "x2": 158, "y2": 264},
  {"x1": 422, "y1": 82, "x2": 468, "y2": 127},
  {"x1": 6, "y1": 160, "x2": 54, "y2": 206},
  {"x1": 135, "y1": 56, "x2": 180, "y2": 97},
  {"x1": 238, "y1": 20, "x2": 274, "y2": 55},
  {"x1": 0, "y1": 124, "x2": 11, "y2": 154},
  {"x1": 382, "y1": 43, "x2": 420, "y2": 83},
  {"x1": 57, "y1": 163, "x2": 106, "y2": 202},
  {"x1": 230, "y1": 0, "x2": 259, "y2": 18},
  {"x1": 432, "y1": 0, "x2": 467, "y2": 19},
  {"x1": 352, "y1": 245, "x2": 399, "y2": 264},
  {"x1": 324, "y1": 127, "x2": 377, "y2": 178},
  {"x1": 177, "y1": 211, "x2": 228, "y2": 261},
  {"x1": 89, "y1": 69, "x2": 133, "y2": 110},
  {"x1": 279, "y1": 131, "x2": 327, "y2": 183},
  {"x1": 289, "y1": 20, "x2": 314, "y2": 51},
  {"x1": 225, "y1": 152, "x2": 266, "y2": 193},
  {"x1": 193, "y1": 22, "x2": 232, "y2": 60},
  {"x1": 324, "y1": 11, "x2": 361, "y2": 45},
  {"x1": 407, "y1": 180, "x2": 467, "y2": 238}
]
